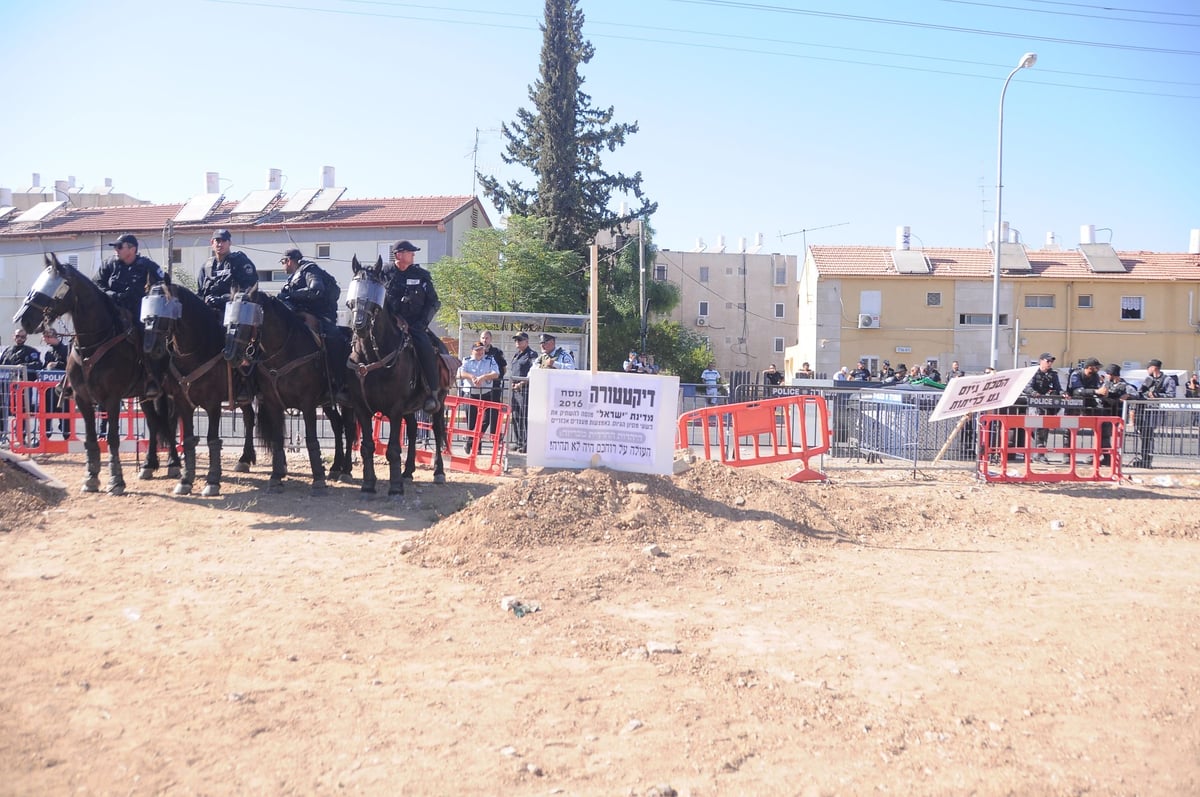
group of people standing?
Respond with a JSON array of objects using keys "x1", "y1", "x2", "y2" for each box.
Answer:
[
  {"x1": 1022, "y1": 352, "x2": 1181, "y2": 467},
  {"x1": 456, "y1": 329, "x2": 575, "y2": 454}
]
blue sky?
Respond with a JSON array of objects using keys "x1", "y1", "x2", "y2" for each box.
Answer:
[{"x1": 2, "y1": 0, "x2": 1197, "y2": 253}]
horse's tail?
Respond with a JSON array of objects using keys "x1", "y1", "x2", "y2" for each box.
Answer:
[{"x1": 255, "y1": 404, "x2": 283, "y2": 450}]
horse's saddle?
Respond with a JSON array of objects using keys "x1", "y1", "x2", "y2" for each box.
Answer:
[{"x1": 437, "y1": 353, "x2": 458, "y2": 392}]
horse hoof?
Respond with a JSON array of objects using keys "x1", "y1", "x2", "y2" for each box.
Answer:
[
  {"x1": 433, "y1": 473, "x2": 446, "y2": 485},
  {"x1": 338, "y1": 472, "x2": 355, "y2": 483},
  {"x1": 267, "y1": 481, "x2": 284, "y2": 493},
  {"x1": 173, "y1": 483, "x2": 192, "y2": 496},
  {"x1": 201, "y1": 484, "x2": 221, "y2": 497},
  {"x1": 108, "y1": 484, "x2": 126, "y2": 496},
  {"x1": 388, "y1": 487, "x2": 405, "y2": 497},
  {"x1": 312, "y1": 481, "x2": 328, "y2": 493},
  {"x1": 167, "y1": 465, "x2": 182, "y2": 479},
  {"x1": 234, "y1": 461, "x2": 251, "y2": 473},
  {"x1": 82, "y1": 479, "x2": 100, "y2": 493},
  {"x1": 402, "y1": 473, "x2": 415, "y2": 482},
  {"x1": 139, "y1": 467, "x2": 155, "y2": 481}
]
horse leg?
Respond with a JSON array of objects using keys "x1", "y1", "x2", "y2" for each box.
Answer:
[
  {"x1": 235, "y1": 404, "x2": 257, "y2": 472},
  {"x1": 357, "y1": 408, "x2": 377, "y2": 494},
  {"x1": 201, "y1": 425, "x2": 223, "y2": 498},
  {"x1": 105, "y1": 399, "x2": 126, "y2": 496},
  {"x1": 162, "y1": 397, "x2": 182, "y2": 479},
  {"x1": 402, "y1": 414, "x2": 417, "y2": 481},
  {"x1": 78, "y1": 403, "x2": 102, "y2": 493},
  {"x1": 324, "y1": 404, "x2": 348, "y2": 481},
  {"x1": 303, "y1": 407, "x2": 327, "y2": 492},
  {"x1": 174, "y1": 412, "x2": 197, "y2": 496},
  {"x1": 140, "y1": 396, "x2": 179, "y2": 480},
  {"x1": 431, "y1": 407, "x2": 447, "y2": 485},
  {"x1": 386, "y1": 422, "x2": 404, "y2": 497}
]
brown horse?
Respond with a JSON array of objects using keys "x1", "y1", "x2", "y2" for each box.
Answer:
[
  {"x1": 12, "y1": 253, "x2": 178, "y2": 494},
  {"x1": 346, "y1": 255, "x2": 457, "y2": 496},
  {"x1": 222, "y1": 288, "x2": 354, "y2": 492},
  {"x1": 142, "y1": 281, "x2": 261, "y2": 496}
]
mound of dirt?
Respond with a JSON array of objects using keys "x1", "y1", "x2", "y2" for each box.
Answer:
[
  {"x1": 0, "y1": 456, "x2": 66, "y2": 533},
  {"x1": 418, "y1": 459, "x2": 843, "y2": 564}
]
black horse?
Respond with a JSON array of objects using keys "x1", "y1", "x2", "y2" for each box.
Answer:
[
  {"x1": 346, "y1": 255, "x2": 457, "y2": 496},
  {"x1": 12, "y1": 253, "x2": 179, "y2": 494},
  {"x1": 222, "y1": 288, "x2": 355, "y2": 492},
  {"x1": 142, "y1": 282, "x2": 263, "y2": 496}
]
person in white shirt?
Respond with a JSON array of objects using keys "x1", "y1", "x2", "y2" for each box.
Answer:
[
  {"x1": 700, "y1": 363, "x2": 723, "y2": 405},
  {"x1": 456, "y1": 342, "x2": 500, "y2": 454}
]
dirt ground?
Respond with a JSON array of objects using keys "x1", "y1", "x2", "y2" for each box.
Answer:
[{"x1": 1, "y1": 447, "x2": 1198, "y2": 796}]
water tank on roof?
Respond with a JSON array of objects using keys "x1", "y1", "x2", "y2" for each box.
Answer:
[{"x1": 896, "y1": 226, "x2": 910, "y2": 250}]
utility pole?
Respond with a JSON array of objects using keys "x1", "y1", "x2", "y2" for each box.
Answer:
[{"x1": 638, "y1": 219, "x2": 646, "y2": 356}]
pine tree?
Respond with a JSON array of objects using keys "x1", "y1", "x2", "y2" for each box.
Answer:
[{"x1": 477, "y1": 0, "x2": 656, "y2": 259}]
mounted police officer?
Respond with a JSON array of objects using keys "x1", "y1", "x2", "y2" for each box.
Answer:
[
  {"x1": 1133, "y1": 358, "x2": 1176, "y2": 468},
  {"x1": 382, "y1": 240, "x2": 441, "y2": 414},
  {"x1": 198, "y1": 228, "x2": 258, "y2": 314},
  {"x1": 199, "y1": 228, "x2": 258, "y2": 403},
  {"x1": 278, "y1": 248, "x2": 349, "y2": 404},
  {"x1": 1022, "y1": 352, "x2": 1065, "y2": 463},
  {"x1": 95, "y1": 233, "x2": 166, "y2": 397}
]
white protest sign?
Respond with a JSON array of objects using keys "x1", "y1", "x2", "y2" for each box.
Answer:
[
  {"x1": 527, "y1": 369, "x2": 679, "y2": 475},
  {"x1": 928, "y1": 366, "x2": 1038, "y2": 423}
]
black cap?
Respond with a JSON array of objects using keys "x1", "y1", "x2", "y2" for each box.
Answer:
[
  {"x1": 108, "y1": 233, "x2": 138, "y2": 248},
  {"x1": 393, "y1": 240, "x2": 420, "y2": 253},
  {"x1": 281, "y1": 248, "x2": 303, "y2": 263},
  {"x1": 1039, "y1": 352, "x2": 1055, "y2": 361},
  {"x1": 1104, "y1": 363, "x2": 1122, "y2": 376},
  {"x1": 883, "y1": 359, "x2": 890, "y2": 366},
  {"x1": 897, "y1": 363, "x2": 907, "y2": 371},
  {"x1": 212, "y1": 228, "x2": 232, "y2": 241},
  {"x1": 471, "y1": 341, "x2": 486, "y2": 350},
  {"x1": 538, "y1": 333, "x2": 556, "y2": 343},
  {"x1": 1084, "y1": 357, "x2": 1102, "y2": 368},
  {"x1": 512, "y1": 332, "x2": 529, "y2": 341},
  {"x1": 1148, "y1": 358, "x2": 1163, "y2": 368}
]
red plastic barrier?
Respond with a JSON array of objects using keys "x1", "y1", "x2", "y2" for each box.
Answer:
[
  {"x1": 7, "y1": 379, "x2": 148, "y2": 456},
  {"x1": 364, "y1": 394, "x2": 509, "y2": 477},
  {"x1": 978, "y1": 412, "x2": 1123, "y2": 483},
  {"x1": 676, "y1": 394, "x2": 831, "y2": 482}
]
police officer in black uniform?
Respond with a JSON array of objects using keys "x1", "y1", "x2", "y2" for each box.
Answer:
[
  {"x1": 198, "y1": 229, "x2": 258, "y2": 313},
  {"x1": 1069, "y1": 358, "x2": 1109, "y2": 465},
  {"x1": 508, "y1": 331, "x2": 537, "y2": 453},
  {"x1": 199, "y1": 229, "x2": 259, "y2": 403},
  {"x1": 95, "y1": 233, "x2": 167, "y2": 397},
  {"x1": 1022, "y1": 352, "x2": 1066, "y2": 463},
  {"x1": 278, "y1": 248, "x2": 349, "y2": 403},
  {"x1": 382, "y1": 240, "x2": 441, "y2": 414},
  {"x1": 40, "y1": 328, "x2": 70, "y2": 438}
]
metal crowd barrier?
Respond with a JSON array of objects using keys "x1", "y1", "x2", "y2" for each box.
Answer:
[{"x1": 1, "y1": 365, "x2": 30, "y2": 447}]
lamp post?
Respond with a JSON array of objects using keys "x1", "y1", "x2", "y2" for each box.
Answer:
[{"x1": 989, "y1": 51, "x2": 1037, "y2": 371}]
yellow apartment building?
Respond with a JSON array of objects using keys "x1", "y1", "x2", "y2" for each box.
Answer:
[
  {"x1": 791, "y1": 238, "x2": 1200, "y2": 378},
  {"x1": 653, "y1": 238, "x2": 798, "y2": 379}
]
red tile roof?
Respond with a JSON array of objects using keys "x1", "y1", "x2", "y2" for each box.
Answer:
[
  {"x1": 0, "y1": 195, "x2": 487, "y2": 239},
  {"x1": 810, "y1": 245, "x2": 1200, "y2": 281}
]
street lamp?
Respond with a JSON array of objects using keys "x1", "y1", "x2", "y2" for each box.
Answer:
[{"x1": 989, "y1": 51, "x2": 1037, "y2": 371}]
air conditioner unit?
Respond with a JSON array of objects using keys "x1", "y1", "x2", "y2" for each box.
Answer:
[
  {"x1": 857, "y1": 313, "x2": 879, "y2": 329},
  {"x1": 696, "y1": 316, "x2": 707, "y2": 326}
]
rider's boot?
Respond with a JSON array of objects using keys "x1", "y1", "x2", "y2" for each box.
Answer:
[
  {"x1": 326, "y1": 330, "x2": 352, "y2": 405},
  {"x1": 416, "y1": 340, "x2": 440, "y2": 414}
]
